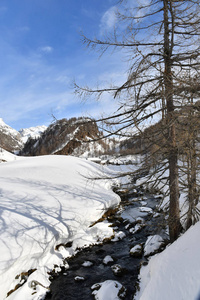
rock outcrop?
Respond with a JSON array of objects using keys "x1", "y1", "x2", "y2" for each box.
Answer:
[
  {"x1": 0, "y1": 118, "x2": 23, "y2": 152},
  {"x1": 20, "y1": 117, "x2": 108, "y2": 157}
]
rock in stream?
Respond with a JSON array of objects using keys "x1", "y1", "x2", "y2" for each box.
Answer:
[{"x1": 45, "y1": 193, "x2": 168, "y2": 300}]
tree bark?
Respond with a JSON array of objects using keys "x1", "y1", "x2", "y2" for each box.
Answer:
[
  {"x1": 186, "y1": 100, "x2": 198, "y2": 229},
  {"x1": 163, "y1": 0, "x2": 180, "y2": 242}
]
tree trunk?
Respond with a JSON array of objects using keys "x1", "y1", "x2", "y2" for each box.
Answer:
[
  {"x1": 163, "y1": 0, "x2": 180, "y2": 242},
  {"x1": 168, "y1": 121, "x2": 180, "y2": 241},
  {"x1": 186, "y1": 101, "x2": 198, "y2": 229}
]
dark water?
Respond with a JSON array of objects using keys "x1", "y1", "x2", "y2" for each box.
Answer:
[{"x1": 45, "y1": 193, "x2": 167, "y2": 300}]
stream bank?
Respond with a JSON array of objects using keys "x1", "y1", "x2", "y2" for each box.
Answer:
[{"x1": 45, "y1": 188, "x2": 168, "y2": 300}]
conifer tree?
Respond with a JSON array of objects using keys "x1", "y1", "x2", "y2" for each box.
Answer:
[{"x1": 75, "y1": 0, "x2": 200, "y2": 242}]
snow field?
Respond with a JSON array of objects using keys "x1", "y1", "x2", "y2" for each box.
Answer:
[
  {"x1": 0, "y1": 155, "x2": 120, "y2": 300},
  {"x1": 135, "y1": 221, "x2": 200, "y2": 300},
  {"x1": 1, "y1": 152, "x2": 200, "y2": 300}
]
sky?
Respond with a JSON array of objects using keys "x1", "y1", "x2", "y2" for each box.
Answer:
[{"x1": 0, "y1": 0, "x2": 128, "y2": 130}]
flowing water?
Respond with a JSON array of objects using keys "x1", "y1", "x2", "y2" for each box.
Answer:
[{"x1": 45, "y1": 191, "x2": 168, "y2": 300}]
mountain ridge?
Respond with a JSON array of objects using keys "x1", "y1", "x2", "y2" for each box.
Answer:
[
  {"x1": 0, "y1": 118, "x2": 47, "y2": 153},
  {"x1": 0, "y1": 117, "x2": 120, "y2": 158},
  {"x1": 0, "y1": 118, "x2": 23, "y2": 152},
  {"x1": 20, "y1": 117, "x2": 111, "y2": 157}
]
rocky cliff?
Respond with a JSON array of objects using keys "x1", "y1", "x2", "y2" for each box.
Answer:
[
  {"x1": 0, "y1": 118, "x2": 23, "y2": 152},
  {"x1": 20, "y1": 117, "x2": 108, "y2": 157}
]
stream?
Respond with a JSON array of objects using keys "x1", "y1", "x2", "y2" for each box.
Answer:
[{"x1": 45, "y1": 188, "x2": 168, "y2": 300}]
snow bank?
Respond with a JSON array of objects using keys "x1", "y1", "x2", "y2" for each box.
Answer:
[
  {"x1": 0, "y1": 148, "x2": 21, "y2": 162},
  {"x1": 143, "y1": 235, "x2": 164, "y2": 256},
  {"x1": 91, "y1": 280, "x2": 126, "y2": 300},
  {"x1": 135, "y1": 221, "x2": 200, "y2": 300},
  {"x1": 0, "y1": 155, "x2": 120, "y2": 300}
]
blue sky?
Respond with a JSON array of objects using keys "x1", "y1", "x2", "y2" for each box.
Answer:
[{"x1": 0, "y1": 0, "x2": 128, "y2": 130}]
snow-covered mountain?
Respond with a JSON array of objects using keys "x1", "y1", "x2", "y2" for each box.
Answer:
[
  {"x1": 19, "y1": 125, "x2": 47, "y2": 144},
  {"x1": 0, "y1": 118, "x2": 23, "y2": 152},
  {"x1": 0, "y1": 117, "x2": 119, "y2": 158},
  {"x1": 20, "y1": 117, "x2": 112, "y2": 157},
  {"x1": 0, "y1": 118, "x2": 47, "y2": 153}
]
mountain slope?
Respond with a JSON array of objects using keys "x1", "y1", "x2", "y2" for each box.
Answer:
[
  {"x1": 20, "y1": 117, "x2": 109, "y2": 157},
  {"x1": 0, "y1": 118, "x2": 23, "y2": 152},
  {"x1": 19, "y1": 125, "x2": 47, "y2": 144},
  {"x1": 135, "y1": 221, "x2": 200, "y2": 300}
]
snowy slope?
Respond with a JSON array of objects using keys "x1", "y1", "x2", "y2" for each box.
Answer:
[
  {"x1": 0, "y1": 118, "x2": 23, "y2": 151},
  {"x1": 135, "y1": 221, "x2": 200, "y2": 300},
  {"x1": 19, "y1": 125, "x2": 47, "y2": 143},
  {"x1": 0, "y1": 118, "x2": 20, "y2": 139},
  {"x1": 0, "y1": 155, "x2": 120, "y2": 300},
  {"x1": 0, "y1": 148, "x2": 23, "y2": 162}
]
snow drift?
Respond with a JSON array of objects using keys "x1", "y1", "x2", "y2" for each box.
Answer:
[
  {"x1": 0, "y1": 155, "x2": 120, "y2": 300},
  {"x1": 135, "y1": 221, "x2": 200, "y2": 300}
]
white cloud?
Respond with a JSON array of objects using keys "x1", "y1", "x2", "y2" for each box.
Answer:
[
  {"x1": 134, "y1": 0, "x2": 151, "y2": 21},
  {"x1": 55, "y1": 75, "x2": 70, "y2": 84},
  {"x1": 0, "y1": 25, "x2": 128, "y2": 130},
  {"x1": 39, "y1": 46, "x2": 54, "y2": 53},
  {"x1": 100, "y1": 6, "x2": 117, "y2": 35}
]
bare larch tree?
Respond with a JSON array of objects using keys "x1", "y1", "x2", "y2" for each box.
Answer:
[{"x1": 75, "y1": 0, "x2": 200, "y2": 242}]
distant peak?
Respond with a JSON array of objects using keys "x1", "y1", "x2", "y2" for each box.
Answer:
[
  {"x1": 19, "y1": 125, "x2": 47, "y2": 144},
  {"x1": 0, "y1": 118, "x2": 6, "y2": 126}
]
